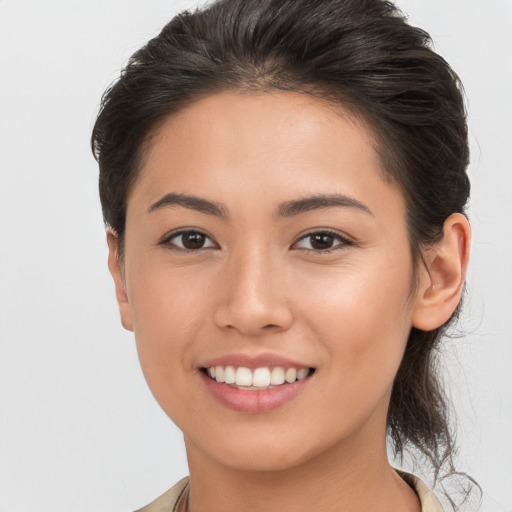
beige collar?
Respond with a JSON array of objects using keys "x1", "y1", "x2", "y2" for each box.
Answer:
[{"x1": 136, "y1": 471, "x2": 444, "y2": 512}]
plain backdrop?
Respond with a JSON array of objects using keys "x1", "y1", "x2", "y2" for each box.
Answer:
[{"x1": 0, "y1": 0, "x2": 511, "y2": 511}]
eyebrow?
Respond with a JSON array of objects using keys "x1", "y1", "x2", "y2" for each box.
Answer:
[
  {"x1": 148, "y1": 193, "x2": 228, "y2": 217},
  {"x1": 276, "y1": 194, "x2": 373, "y2": 217},
  {"x1": 148, "y1": 192, "x2": 372, "y2": 218}
]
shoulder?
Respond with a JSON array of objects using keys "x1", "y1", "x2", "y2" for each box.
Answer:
[
  {"x1": 397, "y1": 470, "x2": 445, "y2": 512},
  {"x1": 134, "y1": 477, "x2": 189, "y2": 512}
]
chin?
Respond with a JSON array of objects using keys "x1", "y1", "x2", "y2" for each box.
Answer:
[
  {"x1": 186, "y1": 425, "x2": 330, "y2": 473},
  {"x1": 217, "y1": 447, "x2": 311, "y2": 473}
]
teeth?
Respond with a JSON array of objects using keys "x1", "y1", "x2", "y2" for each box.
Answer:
[
  {"x1": 270, "y1": 367, "x2": 285, "y2": 385},
  {"x1": 285, "y1": 368, "x2": 297, "y2": 383},
  {"x1": 224, "y1": 365, "x2": 236, "y2": 384},
  {"x1": 252, "y1": 368, "x2": 271, "y2": 387},
  {"x1": 206, "y1": 365, "x2": 312, "y2": 388},
  {"x1": 297, "y1": 368, "x2": 309, "y2": 380},
  {"x1": 215, "y1": 366, "x2": 225, "y2": 383},
  {"x1": 235, "y1": 367, "x2": 253, "y2": 386}
]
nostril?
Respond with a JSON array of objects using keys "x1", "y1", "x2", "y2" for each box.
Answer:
[{"x1": 212, "y1": 287, "x2": 294, "y2": 336}]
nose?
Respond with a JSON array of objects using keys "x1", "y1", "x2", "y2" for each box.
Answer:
[{"x1": 213, "y1": 249, "x2": 294, "y2": 336}]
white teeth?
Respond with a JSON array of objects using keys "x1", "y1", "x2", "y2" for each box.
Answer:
[
  {"x1": 297, "y1": 368, "x2": 309, "y2": 380},
  {"x1": 285, "y1": 368, "x2": 297, "y2": 383},
  {"x1": 252, "y1": 367, "x2": 271, "y2": 387},
  {"x1": 224, "y1": 365, "x2": 236, "y2": 384},
  {"x1": 215, "y1": 366, "x2": 225, "y2": 383},
  {"x1": 235, "y1": 367, "x2": 253, "y2": 386},
  {"x1": 207, "y1": 365, "x2": 312, "y2": 388},
  {"x1": 270, "y1": 367, "x2": 285, "y2": 385}
]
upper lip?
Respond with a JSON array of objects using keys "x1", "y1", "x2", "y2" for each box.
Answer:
[{"x1": 199, "y1": 352, "x2": 313, "y2": 370}]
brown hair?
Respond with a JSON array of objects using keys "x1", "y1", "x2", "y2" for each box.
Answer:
[{"x1": 92, "y1": 0, "x2": 471, "y2": 492}]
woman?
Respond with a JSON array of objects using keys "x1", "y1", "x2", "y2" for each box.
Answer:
[{"x1": 92, "y1": 0, "x2": 472, "y2": 510}]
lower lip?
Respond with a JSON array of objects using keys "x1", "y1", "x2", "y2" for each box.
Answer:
[{"x1": 200, "y1": 371, "x2": 312, "y2": 413}]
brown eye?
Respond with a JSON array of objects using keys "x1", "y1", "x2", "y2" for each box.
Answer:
[
  {"x1": 166, "y1": 230, "x2": 217, "y2": 250},
  {"x1": 309, "y1": 234, "x2": 336, "y2": 250},
  {"x1": 294, "y1": 230, "x2": 351, "y2": 252},
  {"x1": 182, "y1": 232, "x2": 206, "y2": 249}
]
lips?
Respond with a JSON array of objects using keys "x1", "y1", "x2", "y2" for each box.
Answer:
[{"x1": 198, "y1": 353, "x2": 316, "y2": 413}]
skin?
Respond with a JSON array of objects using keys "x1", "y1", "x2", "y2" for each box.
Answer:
[{"x1": 108, "y1": 92, "x2": 470, "y2": 512}]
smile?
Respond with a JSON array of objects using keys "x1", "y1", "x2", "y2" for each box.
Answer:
[
  {"x1": 204, "y1": 365, "x2": 314, "y2": 389},
  {"x1": 200, "y1": 364, "x2": 316, "y2": 413}
]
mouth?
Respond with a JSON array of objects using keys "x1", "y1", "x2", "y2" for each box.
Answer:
[
  {"x1": 200, "y1": 365, "x2": 316, "y2": 390},
  {"x1": 198, "y1": 354, "x2": 317, "y2": 413}
]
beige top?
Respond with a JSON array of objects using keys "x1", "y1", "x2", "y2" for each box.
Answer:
[{"x1": 136, "y1": 471, "x2": 444, "y2": 512}]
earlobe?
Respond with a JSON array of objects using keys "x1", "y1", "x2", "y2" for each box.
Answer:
[
  {"x1": 106, "y1": 230, "x2": 134, "y2": 332},
  {"x1": 412, "y1": 213, "x2": 471, "y2": 331}
]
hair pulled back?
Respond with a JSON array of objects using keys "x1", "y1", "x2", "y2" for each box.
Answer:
[{"x1": 92, "y1": 0, "x2": 470, "y2": 482}]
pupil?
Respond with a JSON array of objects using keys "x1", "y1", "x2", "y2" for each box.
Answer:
[
  {"x1": 183, "y1": 232, "x2": 205, "y2": 249},
  {"x1": 311, "y1": 234, "x2": 333, "y2": 250}
]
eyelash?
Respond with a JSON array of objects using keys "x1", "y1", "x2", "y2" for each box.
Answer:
[
  {"x1": 292, "y1": 229, "x2": 353, "y2": 254},
  {"x1": 159, "y1": 229, "x2": 218, "y2": 252},
  {"x1": 159, "y1": 228, "x2": 353, "y2": 253}
]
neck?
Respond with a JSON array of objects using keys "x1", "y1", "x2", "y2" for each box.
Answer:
[{"x1": 184, "y1": 427, "x2": 420, "y2": 512}]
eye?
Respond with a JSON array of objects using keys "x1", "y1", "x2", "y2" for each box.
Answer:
[
  {"x1": 161, "y1": 230, "x2": 217, "y2": 251},
  {"x1": 293, "y1": 230, "x2": 351, "y2": 252}
]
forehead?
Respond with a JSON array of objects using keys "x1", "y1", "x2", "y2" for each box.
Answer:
[{"x1": 130, "y1": 91, "x2": 405, "y2": 220}]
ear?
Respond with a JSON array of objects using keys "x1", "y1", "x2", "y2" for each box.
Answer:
[
  {"x1": 412, "y1": 213, "x2": 471, "y2": 331},
  {"x1": 106, "y1": 230, "x2": 134, "y2": 332}
]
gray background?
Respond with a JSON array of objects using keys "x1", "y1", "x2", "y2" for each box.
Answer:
[{"x1": 0, "y1": 0, "x2": 511, "y2": 510}]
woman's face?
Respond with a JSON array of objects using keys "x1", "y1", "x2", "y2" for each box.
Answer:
[{"x1": 114, "y1": 92, "x2": 426, "y2": 471}]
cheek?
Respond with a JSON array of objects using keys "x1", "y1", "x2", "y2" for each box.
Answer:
[
  {"x1": 126, "y1": 266, "x2": 211, "y2": 399},
  {"x1": 128, "y1": 258, "x2": 212, "y2": 338},
  {"x1": 295, "y1": 259, "x2": 414, "y2": 383}
]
